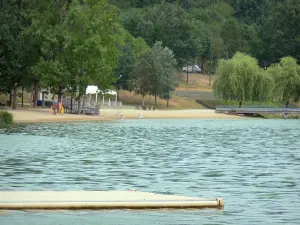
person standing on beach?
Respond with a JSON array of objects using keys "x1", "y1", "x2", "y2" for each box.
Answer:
[
  {"x1": 58, "y1": 102, "x2": 62, "y2": 115},
  {"x1": 52, "y1": 102, "x2": 56, "y2": 115}
]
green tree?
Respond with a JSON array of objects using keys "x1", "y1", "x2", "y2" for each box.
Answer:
[
  {"x1": 150, "y1": 42, "x2": 178, "y2": 106},
  {"x1": 220, "y1": 18, "x2": 261, "y2": 59},
  {"x1": 186, "y1": 3, "x2": 234, "y2": 73},
  {"x1": 152, "y1": 42, "x2": 178, "y2": 107},
  {"x1": 115, "y1": 46, "x2": 136, "y2": 92},
  {"x1": 110, "y1": 0, "x2": 192, "y2": 9},
  {"x1": 122, "y1": 3, "x2": 193, "y2": 66},
  {"x1": 261, "y1": 0, "x2": 300, "y2": 63},
  {"x1": 131, "y1": 37, "x2": 150, "y2": 59},
  {"x1": 25, "y1": 0, "x2": 70, "y2": 106},
  {"x1": 0, "y1": 0, "x2": 33, "y2": 109},
  {"x1": 114, "y1": 35, "x2": 150, "y2": 94},
  {"x1": 63, "y1": 0, "x2": 123, "y2": 112},
  {"x1": 131, "y1": 49, "x2": 155, "y2": 106},
  {"x1": 131, "y1": 41, "x2": 178, "y2": 106},
  {"x1": 192, "y1": 0, "x2": 216, "y2": 8},
  {"x1": 220, "y1": 19, "x2": 242, "y2": 58},
  {"x1": 31, "y1": 58, "x2": 70, "y2": 103},
  {"x1": 213, "y1": 52, "x2": 274, "y2": 107},
  {"x1": 188, "y1": 19, "x2": 211, "y2": 74},
  {"x1": 227, "y1": 0, "x2": 271, "y2": 24},
  {"x1": 271, "y1": 57, "x2": 300, "y2": 107}
]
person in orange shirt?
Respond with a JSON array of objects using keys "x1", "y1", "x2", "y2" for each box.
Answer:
[{"x1": 58, "y1": 102, "x2": 62, "y2": 115}]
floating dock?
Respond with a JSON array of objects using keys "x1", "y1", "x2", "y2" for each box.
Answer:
[
  {"x1": 0, "y1": 191, "x2": 224, "y2": 210},
  {"x1": 216, "y1": 107, "x2": 300, "y2": 115}
]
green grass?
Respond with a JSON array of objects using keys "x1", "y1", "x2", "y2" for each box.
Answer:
[
  {"x1": 176, "y1": 73, "x2": 214, "y2": 91},
  {"x1": 177, "y1": 82, "x2": 212, "y2": 90},
  {"x1": 119, "y1": 90, "x2": 204, "y2": 109},
  {"x1": 263, "y1": 114, "x2": 300, "y2": 119}
]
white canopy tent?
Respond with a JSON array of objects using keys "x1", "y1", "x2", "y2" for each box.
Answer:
[
  {"x1": 86, "y1": 85, "x2": 101, "y2": 105},
  {"x1": 85, "y1": 86, "x2": 117, "y2": 106}
]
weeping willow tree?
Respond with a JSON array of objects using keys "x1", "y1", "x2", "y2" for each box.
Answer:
[
  {"x1": 213, "y1": 52, "x2": 274, "y2": 107},
  {"x1": 253, "y1": 70, "x2": 275, "y2": 102},
  {"x1": 270, "y1": 57, "x2": 300, "y2": 107}
]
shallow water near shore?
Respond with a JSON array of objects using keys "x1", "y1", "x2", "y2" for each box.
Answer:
[{"x1": 0, "y1": 119, "x2": 300, "y2": 224}]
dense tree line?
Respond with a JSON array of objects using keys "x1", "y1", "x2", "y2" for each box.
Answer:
[
  {"x1": 214, "y1": 53, "x2": 300, "y2": 107},
  {"x1": 112, "y1": 0, "x2": 300, "y2": 66},
  {"x1": 1, "y1": 0, "x2": 300, "y2": 108}
]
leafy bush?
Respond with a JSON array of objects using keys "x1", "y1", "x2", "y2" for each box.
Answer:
[{"x1": 0, "y1": 111, "x2": 14, "y2": 127}]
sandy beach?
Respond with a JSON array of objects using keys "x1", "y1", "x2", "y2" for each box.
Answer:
[{"x1": 5, "y1": 108, "x2": 241, "y2": 124}]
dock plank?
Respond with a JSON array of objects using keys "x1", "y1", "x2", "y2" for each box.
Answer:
[{"x1": 0, "y1": 191, "x2": 224, "y2": 210}]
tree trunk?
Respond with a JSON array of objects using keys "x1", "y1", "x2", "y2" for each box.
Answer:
[
  {"x1": 71, "y1": 96, "x2": 73, "y2": 112},
  {"x1": 58, "y1": 81, "x2": 62, "y2": 103},
  {"x1": 155, "y1": 95, "x2": 157, "y2": 106},
  {"x1": 82, "y1": 93, "x2": 86, "y2": 114},
  {"x1": 186, "y1": 68, "x2": 189, "y2": 83},
  {"x1": 239, "y1": 101, "x2": 242, "y2": 108},
  {"x1": 167, "y1": 98, "x2": 169, "y2": 108},
  {"x1": 201, "y1": 56, "x2": 206, "y2": 75},
  {"x1": 21, "y1": 87, "x2": 24, "y2": 107},
  {"x1": 117, "y1": 83, "x2": 120, "y2": 103},
  {"x1": 33, "y1": 80, "x2": 38, "y2": 108},
  {"x1": 77, "y1": 95, "x2": 81, "y2": 114},
  {"x1": 42, "y1": 92, "x2": 45, "y2": 108},
  {"x1": 209, "y1": 74, "x2": 211, "y2": 86},
  {"x1": 9, "y1": 90, "x2": 12, "y2": 107},
  {"x1": 285, "y1": 100, "x2": 289, "y2": 108},
  {"x1": 12, "y1": 86, "x2": 17, "y2": 109},
  {"x1": 142, "y1": 95, "x2": 145, "y2": 106}
]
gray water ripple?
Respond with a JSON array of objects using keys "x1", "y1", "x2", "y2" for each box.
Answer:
[{"x1": 0, "y1": 119, "x2": 300, "y2": 224}]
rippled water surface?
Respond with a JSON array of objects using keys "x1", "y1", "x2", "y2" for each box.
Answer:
[{"x1": 0, "y1": 119, "x2": 300, "y2": 225}]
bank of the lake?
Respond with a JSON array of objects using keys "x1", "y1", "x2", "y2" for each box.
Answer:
[
  {"x1": 6, "y1": 108, "x2": 242, "y2": 124},
  {"x1": 0, "y1": 119, "x2": 299, "y2": 225}
]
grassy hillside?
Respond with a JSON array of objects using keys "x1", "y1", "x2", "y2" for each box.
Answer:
[
  {"x1": 119, "y1": 90, "x2": 204, "y2": 109},
  {"x1": 176, "y1": 73, "x2": 214, "y2": 92}
]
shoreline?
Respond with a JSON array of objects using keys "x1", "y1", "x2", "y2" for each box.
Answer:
[{"x1": 5, "y1": 108, "x2": 244, "y2": 124}]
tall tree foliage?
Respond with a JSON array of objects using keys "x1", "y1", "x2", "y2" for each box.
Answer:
[
  {"x1": 261, "y1": 0, "x2": 300, "y2": 63},
  {"x1": 122, "y1": 3, "x2": 193, "y2": 66},
  {"x1": 131, "y1": 41, "x2": 178, "y2": 106},
  {"x1": 271, "y1": 57, "x2": 300, "y2": 107},
  {"x1": 152, "y1": 42, "x2": 178, "y2": 107},
  {"x1": 114, "y1": 35, "x2": 150, "y2": 92},
  {"x1": 63, "y1": 0, "x2": 123, "y2": 95},
  {"x1": 2, "y1": 0, "x2": 300, "y2": 109},
  {"x1": 26, "y1": 0, "x2": 70, "y2": 106},
  {"x1": 131, "y1": 49, "x2": 155, "y2": 105},
  {"x1": 227, "y1": 0, "x2": 270, "y2": 24},
  {"x1": 186, "y1": 2, "x2": 260, "y2": 73},
  {"x1": 213, "y1": 52, "x2": 274, "y2": 106},
  {"x1": 0, "y1": 0, "x2": 32, "y2": 108},
  {"x1": 27, "y1": 0, "x2": 124, "y2": 110}
]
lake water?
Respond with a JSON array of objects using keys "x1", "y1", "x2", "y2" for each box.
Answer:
[{"x1": 0, "y1": 119, "x2": 299, "y2": 225}]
